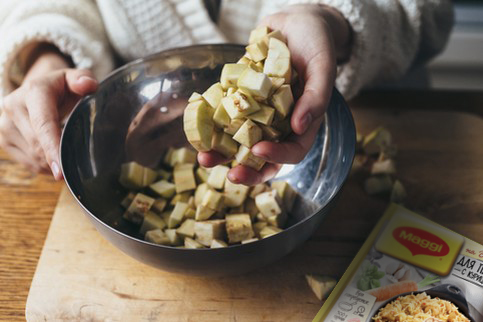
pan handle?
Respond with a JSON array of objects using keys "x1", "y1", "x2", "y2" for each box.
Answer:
[{"x1": 429, "y1": 284, "x2": 470, "y2": 312}]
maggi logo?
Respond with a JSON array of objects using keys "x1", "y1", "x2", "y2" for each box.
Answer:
[{"x1": 393, "y1": 226, "x2": 450, "y2": 257}]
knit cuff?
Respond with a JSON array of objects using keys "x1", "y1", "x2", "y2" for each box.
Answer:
[{"x1": 0, "y1": 1, "x2": 114, "y2": 100}]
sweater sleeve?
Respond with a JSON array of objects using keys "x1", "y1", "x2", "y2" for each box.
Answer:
[
  {"x1": 257, "y1": 0, "x2": 454, "y2": 99},
  {"x1": 0, "y1": 0, "x2": 114, "y2": 98}
]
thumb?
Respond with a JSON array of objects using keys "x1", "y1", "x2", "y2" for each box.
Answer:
[{"x1": 65, "y1": 69, "x2": 98, "y2": 96}]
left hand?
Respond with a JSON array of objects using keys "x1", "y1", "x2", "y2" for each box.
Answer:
[{"x1": 198, "y1": 4, "x2": 352, "y2": 185}]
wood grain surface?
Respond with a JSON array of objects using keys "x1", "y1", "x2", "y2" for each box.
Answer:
[
  {"x1": 0, "y1": 151, "x2": 63, "y2": 321},
  {"x1": 1, "y1": 90, "x2": 482, "y2": 321}
]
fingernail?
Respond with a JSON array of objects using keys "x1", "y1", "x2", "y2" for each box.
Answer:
[
  {"x1": 251, "y1": 147, "x2": 268, "y2": 160},
  {"x1": 51, "y1": 161, "x2": 60, "y2": 179},
  {"x1": 300, "y1": 113, "x2": 313, "y2": 134},
  {"x1": 78, "y1": 75, "x2": 97, "y2": 84},
  {"x1": 227, "y1": 172, "x2": 240, "y2": 184}
]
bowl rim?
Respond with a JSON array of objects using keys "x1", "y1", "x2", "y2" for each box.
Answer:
[{"x1": 60, "y1": 43, "x2": 356, "y2": 251}]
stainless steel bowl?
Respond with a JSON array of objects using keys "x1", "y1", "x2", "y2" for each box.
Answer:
[{"x1": 60, "y1": 44, "x2": 356, "y2": 276}]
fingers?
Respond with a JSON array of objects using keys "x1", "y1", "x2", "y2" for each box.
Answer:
[
  {"x1": 1, "y1": 67, "x2": 96, "y2": 178},
  {"x1": 2, "y1": 91, "x2": 40, "y2": 151},
  {"x1": 252, "y1": 117, "x2": 323, "y2": 164},
  {"x1": 251, "y1": 140, "x2": 305, "y2": 165},
  {"x1": 0, "y1": 114, "x2": 48, "y2": 173},
  {"x1": 197, "y1": 150, "x2": 283, "y2": 186},
  {"x1": 24, "y1": 78, "x2": 64, "y2": 179},
  {"x1": 261, "y1": 10, "x2": 336, "y2": 136},
  {"x1": 290, "y1": 52, "x2": 333, "y2": 136},
  {"x1": 227, "y1": 163, "x2": 282, "y2": 186},
  {"x1": 64, "y1": 69, "x2": 98, "y2": 96},
  {"x1": 197, "y1": 151, "x2": 231, "y2": 168},
  {"x1": 281, "y1": 19, "x2": 335, "y2": 136},
  {"x1": 22, "y1": 69, "x2": 95, "y2": 180}
]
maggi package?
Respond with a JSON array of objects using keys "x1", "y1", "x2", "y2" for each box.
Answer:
[{"x1": 314, "y1": 204, "x2": 483, "y2": 322}]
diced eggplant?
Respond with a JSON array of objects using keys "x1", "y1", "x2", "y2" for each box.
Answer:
[
  {"x1": 176, "y1": 219, "x2": 196, "y2": 238},
  {"x1": 167, "y1": 201, "x2": 189, "y2": 228},
  {"x1": 194, "y1": 220, "x2": 226, "y2": 246},
  {"x1": 140, "y1": 211, "x2": 166, "y2": 235},
  {"x1": 145, "y1": 229, "x2": 170, "y2": 245},
  {"x1": 124, "y1": 193, "x2": 155, "y2": 224},
  {"x1": 225, "y1": 214, "x2": 254, "y2": 243},
  {"x1": 173, "y1": 163, "x2": 197, "y2": 193}
]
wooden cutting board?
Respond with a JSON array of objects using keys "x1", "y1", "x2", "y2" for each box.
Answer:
[
  {"x1": 25, "y1": 104, "x2": 483, "y2": 322},
  {"x1": 25, "y1": 186, "x2": 359, "y2": 322}
]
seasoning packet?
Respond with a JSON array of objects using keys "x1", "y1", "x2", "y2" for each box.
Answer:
[{"x1": 314, "y1": 204, "x2": 483, "y2": 322}]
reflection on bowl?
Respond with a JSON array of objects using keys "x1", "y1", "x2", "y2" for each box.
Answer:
[{"x1": 60, "y1": 44, "x2": 356, "y2": 276}]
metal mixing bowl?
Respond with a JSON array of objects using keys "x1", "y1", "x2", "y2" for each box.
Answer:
[{"x1": 60, "y1": 44, "x2": 355, "y2": 276}]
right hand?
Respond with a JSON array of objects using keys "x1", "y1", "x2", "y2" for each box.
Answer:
[{"x1": 0, "y1": 49, "x2": 97, "y2": 179}]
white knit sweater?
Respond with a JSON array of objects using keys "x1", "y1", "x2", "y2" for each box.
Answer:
[{"x1": 0, "y1": 0, "x2": 453, "y2": 100}]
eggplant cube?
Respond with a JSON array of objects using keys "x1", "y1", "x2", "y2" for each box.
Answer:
[
  {"x1": 253, "y1": 221, "x2": 268, "y2": 238},
  {"x1": 176, "y1": 218, "x2": 196, "y2": 238},
  {"x1": 184, "y1": 237, "x2": 205, "y2": 249},
  {"x1": 222, "y1": 91, "x2": 260, "y2": 119},
  {"x1": 120, "y1": 162, "x2": 157, "y2": 189},
  {"x1": 145, "y1": 229, "x2": 170, "y2": 245},
  {"x1": 248, "y1": 26, "x2": 270, "y2": 44},
  {"x1": 224, "y1": 178, "x2": 250, "y2": 207},
  {"x1": 247, "y1": 104, "x2": 275, "y2": 126},
  {"x1": 233, "y1": 119, "x2": 262, "y2": 148},
  {"x1": 194, "y1": 183, "x2": 211, "y2": 207},
  {"x1": 194, "y1": 220, "x2": 226, "y2": 246},
  {"x1": 235, "y1": 145, "x2": 265, "y2": 171},
  {"x1": 170, "y1": 147, "x2": 197, "y2": 166},
  {"x1": 167, "y1": 201, "x2": 189, "y2": 228},
  {"x1": 270, "y1": 85, "x2": 293, "y2": 119},
  {"x1": 259, "y1": 226, "x2": 282, "y2": 239},
  {"x1": 202, "y1": 82, "x2": 224, "y2": 109},
  {"x1": 220, "y1": 63, "x2": 247, "y2": 89},
  {"x1": 270, "y1": 180, "x2": 297, "y2": 212},
  {"x1": 225, "y1": 214, "x2": 254, "y2": 243},
  {"x1": 149, "y1": 180, "x2": 176, "y2": 199},
  {"x1": 207, "y1": 165, "x2": 230, "y2": 189},
  {"x1": 124, "y1": 193, "x2": 155, "y2": 224},
  {"x1": 173, "y1": 163, "x2": 196, "y2": 193},
  {"x1": 212, "y1": 131, "x2": 238, "y2": 158},
  {"x1": 210, "y1": 239, "x2": 228, "y2": 248},
  {"x1": 165, "y1": 228, "x2": 183, "y2": 246},
  {"x1": 245, "y1": 41, "x2": 268, "y2": 63},
  {"x1": 237, "y1": 68, "x2": 271, "y2": 100},
  {"x1": 213, "y1": 104, "x2": 231, "y2": 129},
  {"x1": 140, "y1": 211, "x2": 166, "y2": 235},
  {"x1": 224, "y1": 118, "x2": 245, "y2": 136},
  {"x1": 183, "y1": 100, "x2": 214, "y2": 152},
  {"x1": 255, "y1": 190, "x2": 282, "y2": 218},
  {"x1": 201, "y1": 189, "x2": 224, "y2": 211},
  {"x1": 195, "y1": 205, "x2": 215, "y2": 221}
]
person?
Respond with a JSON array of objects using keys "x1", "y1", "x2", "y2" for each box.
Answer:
[{"x1": 0, "y1": 0, "x2": 453, "y2": 185}]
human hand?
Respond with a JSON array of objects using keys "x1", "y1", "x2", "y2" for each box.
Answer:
[
  {"x1": 199, "y1": 4, "x2": 352, "y2": 185},
  {"x1": 0, "y1": 46, "x2": 98, "y2": 179}
]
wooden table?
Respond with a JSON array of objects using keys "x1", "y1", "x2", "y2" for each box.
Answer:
[{"x1": 1, "y1": 90, "x2": 482, "y2": 321}]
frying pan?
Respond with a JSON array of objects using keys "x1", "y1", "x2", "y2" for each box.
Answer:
[{"x1": 373, "y1": 284, "x2": 474, "y2": 322}]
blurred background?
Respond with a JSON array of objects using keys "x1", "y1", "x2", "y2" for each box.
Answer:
[{"x1": 391, "y1": 0, "x2": 483, "y2": 90}]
